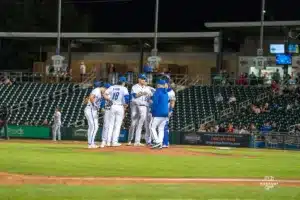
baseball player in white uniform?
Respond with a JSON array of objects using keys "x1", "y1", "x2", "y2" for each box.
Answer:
[
  {"x1": 99, "y1": 83, "x2": 111, "y2": 148},
  {"x1": 145, "y1": 84, "x2": 156, "y2": 145},
  {"x1": 52, "y1": 107, "x2": 62, "y2": 141},
  {"x1": 103, "y1": 76, "x2": 129, "y2": 147},
  {"x1": 84, "y1": 81, "x2": 106, "y2": 148},
  {"x1": 127, "y1": 74, "x2": 152, "y2": 146}
]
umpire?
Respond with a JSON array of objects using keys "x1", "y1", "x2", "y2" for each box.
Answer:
[{"x1": 0, "y1": 105, "x2": 9, "y2": 140}]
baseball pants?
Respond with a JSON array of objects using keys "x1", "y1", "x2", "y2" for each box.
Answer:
[
  {"x1": 145, "y1": 110, "x2": 152, "y2": 144},
  {"x1": 128, "y1": 103, "x2": 138, "y2": 142},
  {"x1": 134, "y1": 105, "x2": 148, "y2": 144},
  {"x1": 52, "y1": 124, "x2": 61, "y2": 141},
  {"x1": 150, "y1": 117, "x2": 168, "y2": 144},
  {"x1": 163, "y1": 120, "x2": 169, "y2": 146},
  {"x1": 101, "y1": 109, "x2": 110, "y2": 144},
  {"x1": 107, "y1": 105, "x2": 124, "y2": 144},
  {"x1": 84, "y1": 107, "x2": 99, "y2": 146}
]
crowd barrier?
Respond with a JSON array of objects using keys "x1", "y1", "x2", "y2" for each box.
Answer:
[{"x1": 1, "y1": 125, "x2": 300, "y2": 150}]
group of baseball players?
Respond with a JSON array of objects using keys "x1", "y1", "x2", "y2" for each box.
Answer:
[{"x1": 84, "y1": 73, "x2": 176, "y2": 149}]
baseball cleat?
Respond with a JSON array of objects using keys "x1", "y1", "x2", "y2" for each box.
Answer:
[
  {"x1": 134, "y1": 143, "x2": 145, "y2": 146},
  {"x1": 100, "y1": 142, "x2": 106, "y2": 148},
  {"x1": 162, "y1": 145, "x2": 169, "y2": 148},
  {"x1": 151, "y1": 143, "x2": 162, "y2": 149},
  {"x1": 88, "y1": 145, "x2": 93, "y2": 149},
  {"x1": 106, "y1": 143, "x2": 111, "y2": 147},
  {"x1": 111, "y1": 143, "x2": 122, "y2": 147},
  {"x1": 127, "y1": 142, "x2": 132, "y2": 146}
]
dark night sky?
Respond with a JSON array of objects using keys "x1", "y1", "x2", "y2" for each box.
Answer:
[{"x1": 72, "y1": 0, "x2": 300, "y2": 32}]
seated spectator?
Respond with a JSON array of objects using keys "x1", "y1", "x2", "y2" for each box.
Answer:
[
  {"x1": 271, "y1": 80, "x2": 280, "y2": 94},
  {"x1": 236, "y1": 73, "x2": 247, "y2": 85},
  {"x1": 198, "y1": 124, "x2": 206, "y2": 132},
  {"x1": 42, "y1": 119, "x2": 48, "y2": 126},
  {"x1": 215, "y1": 93, "x2": 223, "y2": 102},
  {"x1": 239, "y1": 126, "x2": 249, "y2": 134},
  {"x1": 260, "y1": 122, "x2": 272, "y2": 136},
  {"x1": 251, "y1": 104, "x2": 261, "y2": 114},
  {"x1": 263, "y1": 103, "x2": 269, "y2": 112},
  {"x1": 227, "y1": 123, "x2": 234, "y2": 133},
  {"x1": 249, "y1": 123, "x2": 257, "y2": 133},
  {"x1": 228, "y1": 94, "x2": 236, "y2": 104},
  {"x1": 286, "y1": 103, "x2": 292, "y2": 111},
  {"x1": 218, "y1": 124, "x2": 226, "y2": 132},
  {"x1": 4, "y1": 77, "x2": 12, "y2": 86}
]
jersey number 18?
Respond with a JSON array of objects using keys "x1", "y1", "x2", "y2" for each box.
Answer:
[{"x1": 112, "y1": 92, "x2": 119, "y2": 100}]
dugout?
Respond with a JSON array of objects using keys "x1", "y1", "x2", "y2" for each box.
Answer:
[{"x1": 204, "y1": 21, "x2": 300, "y2": 79}]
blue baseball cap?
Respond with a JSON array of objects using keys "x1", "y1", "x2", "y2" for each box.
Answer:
[
  {"x1": 103, "y1": 83, "x2": 111, "y2": 88},
  {"x1": 138, "y1": 74, "x2": 147, "y2": 80},
  {"x1": 94, "y1": 81, "x2": 103, "y2": 88},
  {"x1": 119, "y1": 76, "x2": 127, "y2": 83},
  {"x1": 156, "y1": 79, "x2": 166, "y2": 85}
]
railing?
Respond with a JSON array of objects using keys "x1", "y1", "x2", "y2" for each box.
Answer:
[
  {"x1": 179, "y1": 123, "x2": 195, "y2": 132},
  {"x1": 199, "y1": 115, "x2": 215, "y2": 127}
]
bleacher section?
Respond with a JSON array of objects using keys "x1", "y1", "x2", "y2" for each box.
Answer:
[
  {"x1": 220, "y1": 94, "x2": 300, "y2": 132},
  {"x1": 2, "y1": 82, "x2": 298, "y2": 132},
  {"x1": 172, "y1": 85, "x2": 271, "y2": 130}
]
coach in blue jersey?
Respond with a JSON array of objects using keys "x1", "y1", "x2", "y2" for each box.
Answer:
[{"x1": 150, "y1": 79, "x2": 169, "y2": 149}]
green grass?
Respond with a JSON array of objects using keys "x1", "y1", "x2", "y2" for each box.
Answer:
[
  {"x1": 0, "y1": 142, "x2": 300, "y2": 178},
  {"x1": 0, "y1": 184, "x2": 299, "y2": 200}
]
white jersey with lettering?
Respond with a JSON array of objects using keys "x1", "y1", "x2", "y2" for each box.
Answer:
[
  {"x1": 105, "y1": 85, "x2": 129, "y2": 146},
  {"x1": 131, "y1": 84, "x2": 152, "y2": 106},
  {"x1": 87, "y1": 88, "x2": 102, "y2": 110},
  {"x1": 105, "y1": 85, "x2": 129, "y2": 105},
  {"x1": 54, "y1": 111, "x2": 61, "y2": 125}
]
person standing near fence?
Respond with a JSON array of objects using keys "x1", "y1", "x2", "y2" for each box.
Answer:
[{"x1": 52, "y1": 107, "x2": 62, "y2": 141}]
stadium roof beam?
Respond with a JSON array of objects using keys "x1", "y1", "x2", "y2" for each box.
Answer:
[
  {"x1": 0, "y1": 32, "x2": 219, "y2": 39},
  {"x1": 204, "y1": 21, "x2": 300, "y2": 28}
]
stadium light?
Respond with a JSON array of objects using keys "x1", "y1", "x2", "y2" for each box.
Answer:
[
  {"x1": 259, "y1": 0, "x2": 266, "y2": 53},
  {"x1": 151, "y1": 0, "x2": 159, "y2": 56},
  {"x1": 56, "y1": 0, "x2": 62, "y2": 55}
]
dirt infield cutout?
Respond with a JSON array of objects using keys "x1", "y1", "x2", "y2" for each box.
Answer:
[{"x1": 1, "y1": 172, "x2": 300, "y2": 187}]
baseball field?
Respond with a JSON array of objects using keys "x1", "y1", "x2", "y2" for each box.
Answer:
[{"x1": 0, "y1": 140, "x2": 300, "y2": 200}]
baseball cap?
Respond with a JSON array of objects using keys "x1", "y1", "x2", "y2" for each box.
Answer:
[
  {"x1": 119, "y1": 76, "x2": 127, "y2": 83},
  {"x1": 138, "y1": 74, "x2": 147, "y2": 80},
  {"x1": 103, "y1": 83, "x2": 111, "y2": 88},
  {"x1": 94, "y1": 81, "x2": 103, "y2": 88},
  {"x1": 156, "y1": 79, "x2": 166, "y2": 85}
]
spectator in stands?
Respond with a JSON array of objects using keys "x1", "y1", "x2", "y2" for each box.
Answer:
[
  {"x1": 251, "y1": 104, "x2": 261, "y2": 114},
  {"x1": 262, "y1": 103, "x2": 269, "y2": 112},
  {"x1": 249, "y1": 123, "x2": 257, "y2": 133},
  {"x1": 215, "y1": 93, "x2": 223, "y2": 103},
  {"x1": 228, "y1": 94, "x2": 236, "y2": 104},
  {"x1": 236, "y1": 73, "x2": 247, "y2": 85},
  {"x1": 4, "y1": 77, "x2": 12, "y2": 86},
  {"x1": 239, "y1": 126, "x2": 249, "y2": 134},
  {"x1": 286, "y1": 103, "x2": 292, "y2": 111},
  {"x1": 218, "y1": 124, "x2": 226, "y2": 132},
  {"x1": 80, "y1": 61, "x2": 86, "y2": 82},
  {"x1": 271, "y1": 80, "x2": 280, "y2": 94},
  {"x1": 249, "y1": 72, "x2": 257, "y2": 85},
  {"x1": 227, "y1": 123, "x2": 234, "y2": 133},
  {"x1": 272, "y1": 69, "x2": 280, "y2": 83},
  {"x1": 198, "y1": 124, "x2": 206, "y2": 132},
  {"x1": 260, "y1": 122, "x2": 272, "y2": 135}
]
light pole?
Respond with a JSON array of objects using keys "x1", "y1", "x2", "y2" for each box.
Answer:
[
  {"x1": 259, "y1": 0, "x2": 266, "y2": 53},
  {"x1": 151, "y1": 0, "x2": 159, "y2": 56},
  {"x1": 56, "y1": 0, "x2": 62, "y2": 55}
]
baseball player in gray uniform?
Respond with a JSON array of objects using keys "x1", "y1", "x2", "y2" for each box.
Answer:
[
  {"x1": 52, "y1": 107, "x2": 62, "y2": 141},
  {"x1": 127, "y1": 74, "x2": 152, "y2": 146}
]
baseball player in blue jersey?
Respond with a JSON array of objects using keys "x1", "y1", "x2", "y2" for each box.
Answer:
[
  {"x1": 162, "y1": 80, "x2": 176, "y2": 148},
  {"x1": 84, "y1": 81, "x2": 107, "y2": 148},
  {"x1": 99, "y1": 83, "x2": 111, "y2": 148},
  {"x1": 150, "y1": 79, "x2": 169, "y2": 149},
  {"x1": 103, "y1": 76, "x2": 129, "y2": 147}
]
